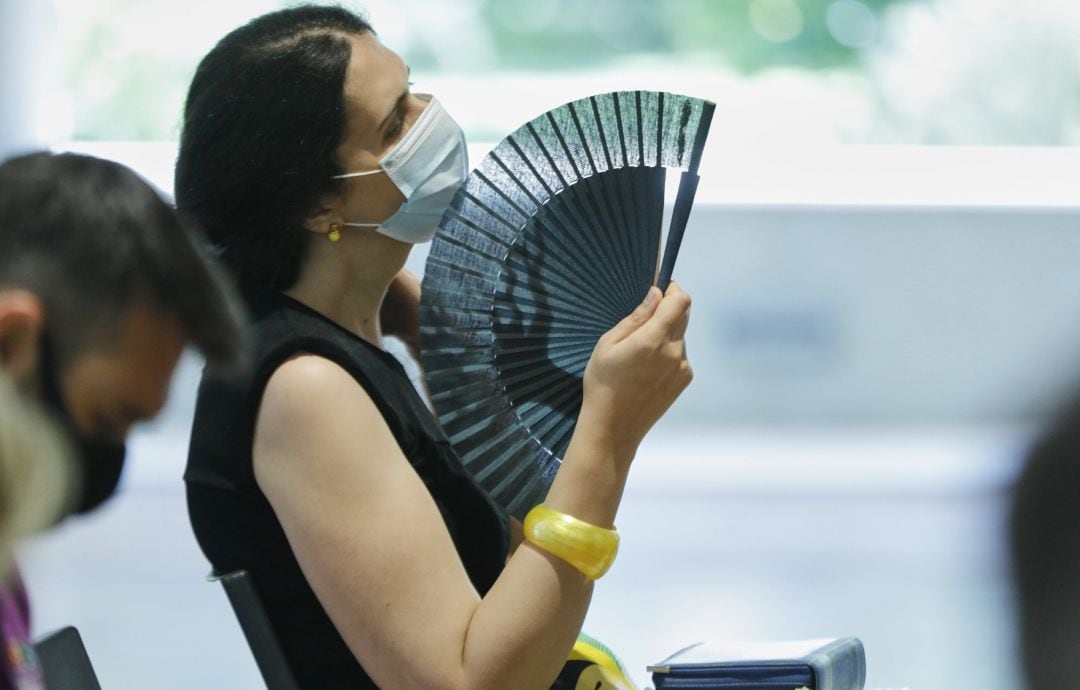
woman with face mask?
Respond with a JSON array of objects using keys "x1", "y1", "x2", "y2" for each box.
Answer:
[{"x1": 178, "y1": 6, "x2": 692, "y2": 689}]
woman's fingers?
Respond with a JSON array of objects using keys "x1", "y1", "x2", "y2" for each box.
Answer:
[
  {"x1": 640, "y1": 282, "x2": 692, "y2": 344},
  {"x1": 670, "y1": 299, "x2": 691, "y2": 342}
]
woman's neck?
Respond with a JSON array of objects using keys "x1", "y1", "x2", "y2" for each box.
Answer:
[{"x1": 284, "y1": 235, "x2": 410, "y2": 348}]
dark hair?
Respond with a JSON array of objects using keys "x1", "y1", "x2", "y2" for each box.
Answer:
[
  {"x1": 175, "y1": 4, "x2": 373, "y2": 300},
  {"x1": 1010, "y1": 392, "x2": 1080, "y2": 690},
  {"x1": 0, "y1": 151, "x2": 244, "y2": 369}
]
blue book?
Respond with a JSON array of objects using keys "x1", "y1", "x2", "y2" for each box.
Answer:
[{"x1": 648, "y1": 637, "x2": 866, "y2": 690}]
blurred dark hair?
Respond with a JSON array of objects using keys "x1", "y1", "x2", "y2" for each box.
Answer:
[
  {"x1": 0, "y1": 151, "x2": 244, "y2": 369},
  {"x1": 1010, "y1": 392, "x2": 1080, "y2": 690},
  {"x1": 175, "y1": 4, "x2": 373, "y2": 301}
]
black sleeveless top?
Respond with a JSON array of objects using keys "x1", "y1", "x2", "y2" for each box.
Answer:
[{"x1": 185, "y1": 294, "x2": 510, "y2": 689}]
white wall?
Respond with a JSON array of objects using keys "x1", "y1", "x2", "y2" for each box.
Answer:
[
  {"x1": 671, "y1": 203, "x2": 1080, "y2": 426},
  {"x1": 0, "y1": 0, "x2": 55, "y2": 161}
]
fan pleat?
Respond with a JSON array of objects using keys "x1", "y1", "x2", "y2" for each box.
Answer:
[
  {"x1": 489, "y1": 147, "x2": 552, "y2": 207},
  {"x1": 585, "y1": 97, "x2": 616, "y2": 172},
  {"x1": 467, "y1": 166, "x2": 541, "y2": 220},
  {"x1": 493, "y1": 346, "x2": 590, "y2": 375},
  {"x1": 495, "y1": 337, "x2": 598, "y2": 360},
  {"x1": 483, "y1": 444, "x2": 543, "y2": 506},
  {"x1": 501, "y1": 220, "x2": 628, "y2": 318},
  {"x1": 544, "y1": 177, "x2": 641, "y2": 302},
  {"x1": 426, "y1": 255, "x2": 498, "y2": 284},
  {"x1": 489, "y1": 327, "x2": 602, "y2": 340},
  {"x1": 513, "y1": 384, "x2": 584, "y2": 441},
  {"x1": 429, "y1": 376, "x2": 498, "y2": 404},
  {"x1": 495, "y1": 354, "x2": 588, "y2": 393},
  {"x1": 501, "y1": 350, "x2": 592, "y2": 381},
  {"x1": 504, "y1": 135, "x2": 559, "y2": 199},
  {"x1": 524, "y1": 119, "x2": 577, "y2": 189},
  {"x1": 448, "y1": 408, "x2": 518, "y2": 453},
  {"x1": 490, "y1": 305, "x2": 601, "y2": 334},
  {"x1": 532, "y1": 178, "x2": 643, "y2": 303},
  {"x1": 547, "y1": 111, "x2": 592, "y2": 181},
  {"x1": 564, "y1": 106, "x2": 602, "y2": 176},
  {"x1": 491, "y1": 292, "x2": 613, "y2": 330},
  {"x1": 545, "y1": 419, "x2": 578, "y2": 462},
  {"x1": 420, "y1": 90, "x2": 713, "y2": 519}
]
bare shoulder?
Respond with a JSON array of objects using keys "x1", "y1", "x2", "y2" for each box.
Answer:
[
  {"x1": 259, "y1": 354, "x2": 378, "y2": 425},
  {"x1": 254, "y1": 353, "x2": 395, "y2": 484},
  {"x1": 265, "y1": 353, "x2": 357, "y2": 398}
]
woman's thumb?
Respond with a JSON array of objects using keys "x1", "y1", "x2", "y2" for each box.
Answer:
[{"x1": 604, "y1": 286, "x2": 661, "y2": 343}]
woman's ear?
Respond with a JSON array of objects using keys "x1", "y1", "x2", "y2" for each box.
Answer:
[
  {"x1": 304, "y1": 184, "x2": 349, "y2": 237},
  {"x1": 0, "y1": 290, "x2": 45, "y2": 388},
  {"x1": 304, "y1": 203, "x2": 343, "y2": 238}
]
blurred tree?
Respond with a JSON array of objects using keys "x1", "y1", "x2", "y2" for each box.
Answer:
[
  {"x1": 477, "y1": 0, "x2": 914, "y2": 73},
  {"x1": 56, "y1": 0, "x2": 914, "y2": 141}
]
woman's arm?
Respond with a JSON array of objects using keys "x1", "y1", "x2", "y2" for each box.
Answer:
[{"x1": 254, "y1": 284, "x2": 691, "y2": 690}]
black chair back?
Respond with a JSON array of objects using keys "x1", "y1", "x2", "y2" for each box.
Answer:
[
  {"x1": 36, "y1": 626, "x2": 102, "y2": 690},
  {"x1": 210, "y1": 570, "x2": 300, "y2": 690}
]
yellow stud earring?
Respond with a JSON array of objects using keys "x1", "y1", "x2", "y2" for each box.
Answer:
[{"x1": 328, "y1": 224, "x2": 342, "y2": 243}]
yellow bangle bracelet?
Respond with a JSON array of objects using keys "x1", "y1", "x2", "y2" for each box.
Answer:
[{"x1": 523, "y1": 503, "x2": 619, "y2": 580}]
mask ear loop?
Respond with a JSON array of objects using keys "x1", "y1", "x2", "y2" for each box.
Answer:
[
  {"x1": 332, "y1": 169, "x2": 385, "y2": 228},
  {"x1": 333, "y1": 169, "x2": 382, "y2": 180}
]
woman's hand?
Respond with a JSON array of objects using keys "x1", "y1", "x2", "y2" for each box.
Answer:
[
  {"x1": 380, "y1": 269, "x2": 422, "y2": 358},
  {"x1": 576, "y1": 282, "x2": 693, "y2": 462}
]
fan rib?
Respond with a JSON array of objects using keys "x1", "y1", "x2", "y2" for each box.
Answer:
[
  {"x1": 489, "y1": 150, "x2": 546, "y2": 207},
  {"x1": 473, "y1": 170, "x2": 536, "y2": 226},
  {"x1": 612, "y1": 92, "x2": 629, "y2": 168},
  {"x1": 635, "y1": 91, "x2": 645, "y2": 167},
  {"x1": 656, "y1": 92, "x2": 665, "y2": 167},
  {"x1": 568, "y1": 104, "x2": 600, "y2": 175},
  {"x1": 494, "y1": 284, "x2": 617, "y2": 329},
  {"x1": 554, "y1": 174, "x2": 643, "y2": 302},
  {"x1": 450, "y1": 200, "x2": 519, "y2": 244},
  {"x1": 688, "y1": 100, "x2": 716, "y2": 174},
  {"x1": 510, "y1": 200, "x2": 634, "y2": 314},
  {"x1": 496, "y1": 338, "x2": 597, "y2": 360},
  {"x1": 513, "y1": 382, "x2": 585, "y2": 436},
  {"x1": 505, "y1": 136, "x2": 556, "y2": 198},
  {"x1": 535, "y1": 175, "x2": 642, "y2": 303},
  {"x1": 496, "y1": 246, "x2": 622, "y2": 319},
  {"x1": 508, "y1": 193, "x2": 632, "y2": 308},
  {"x1": 587, "y1": 97, "x2": 616, "y2": 172},
  {"x1": 547, "y1": 112, "x2": 586, "y2": 181},
  {"x1": 426, "y1": 255, "x2": 497, "y2": 283},
  {"x1": 482, "y1": 157, "x2": 543, "y2": 215},
  {"x1": 525, "y1": 122, "x2": 572, "y2": 192}
]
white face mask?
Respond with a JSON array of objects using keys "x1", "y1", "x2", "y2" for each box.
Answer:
[{"x1": 333, "y1": 94, "x2": 468, "y2": 244}]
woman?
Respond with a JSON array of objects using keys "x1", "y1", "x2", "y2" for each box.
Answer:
[{"x1": 178, "y1": 6, "x2": 692, "y2": 689}]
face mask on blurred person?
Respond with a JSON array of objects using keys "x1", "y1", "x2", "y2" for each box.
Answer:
[
  {"x1": 38, "y1": 338, "x2": 126, "y2": 515},
  {"x1": 334, "y1": 94, "x2": 468, "y2": 244}
]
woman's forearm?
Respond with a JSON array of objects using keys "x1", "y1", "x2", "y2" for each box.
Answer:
[{"x1": 457, "y1": 429, "x2": 632, "y2": 690}]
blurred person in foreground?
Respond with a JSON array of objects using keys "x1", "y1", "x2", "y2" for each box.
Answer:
[
  {"x1": 1010, "y1": 392, "x2": 1080, "y2": 690},
  {"x1": 0, "y1": 375, "x2": 71, "y2": 690},
  {"x1": 0, "y1": 151, "x2": 244, "y2": 689}
]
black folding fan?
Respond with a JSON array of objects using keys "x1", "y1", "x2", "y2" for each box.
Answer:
[{"x1": 419, "y1": 90, "x2": 715, "y2": 519}]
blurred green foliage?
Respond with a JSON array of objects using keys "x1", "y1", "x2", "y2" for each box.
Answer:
[
  {"x1": 60, "y1": 0, "x2": 914, "y2": 140},
  {"x1": 476, "y1": 0, "x2": 912, "y2": 73}
]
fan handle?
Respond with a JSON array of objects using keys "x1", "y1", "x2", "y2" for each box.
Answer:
[
  {"x1": 656, "y1": 100, "x2": 714, "y2": 291},
  {"x1": 657, "y1": 171, "x2": 699, "y2": 291}
]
